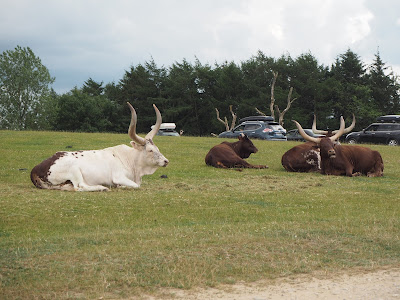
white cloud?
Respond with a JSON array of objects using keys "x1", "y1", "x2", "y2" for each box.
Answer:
[{"x1": 347, "y1": 11, "x2": 374, "y2": 44}]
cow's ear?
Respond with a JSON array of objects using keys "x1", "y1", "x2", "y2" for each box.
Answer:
[{"x1": 130, "y1": 141, "x2": 143, "y2": 150}]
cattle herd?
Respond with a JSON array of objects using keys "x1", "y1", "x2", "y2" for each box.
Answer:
[
  {"x1": 206, "y1": 114, "x2": 383, "y2": 177},
  {"x1": 30, "y1": 105, "x2": 384, "y2": 192}
]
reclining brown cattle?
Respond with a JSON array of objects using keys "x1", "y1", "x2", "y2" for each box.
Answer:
[
  {"x1": 292, "y1": 117, "x2": 384, "y2": 177},
  {"x1": 205, "y1": 134, "x2": 268, "y2": 169},
  {"x1": 281, "y1": 114, "x2": 355, "y2": 172}
]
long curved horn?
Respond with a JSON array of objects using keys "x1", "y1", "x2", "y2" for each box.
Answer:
[
  {"x1": 127, "y1": 102, "x2": 146, "y2": 145},
  {"x1": 312, "y1": 115, "x2": 328, "y2": 134},
  {"x1": 332, "y1": 113, "x2": 355, "y2": 134},
  {"x1": 329, "y1": 116, "x2": 345, "y2": 141},
  {"x1": 145, "y1": 104, "x2": 162, "y2": 140},
  {"x1": 293, "y1": 120, "x2": 321, "y2": 144}
]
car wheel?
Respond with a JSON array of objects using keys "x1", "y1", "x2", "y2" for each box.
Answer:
[
  {"x1": 388, "y1": 139, "x2": 398, "y2": 146},
  {"x1": 347, "y1": 138, "x2": 357, "y2": 144}
]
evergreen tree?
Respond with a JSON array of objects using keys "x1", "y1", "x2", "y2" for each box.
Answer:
[
  {"x1": 327, "y1": 49, "x2": 373, "y2": 129},
  {"x1": 367, "y1": 50, "x2": 400, "y2": 114},
  {"x1": 82, "y1": 78, "x2": 104, "y2": 96}
]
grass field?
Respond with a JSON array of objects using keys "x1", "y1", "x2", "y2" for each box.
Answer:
[{"x1": 1, "y1": 130, "x2": 399, "y2": 299}]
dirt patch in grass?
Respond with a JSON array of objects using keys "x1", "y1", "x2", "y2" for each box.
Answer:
[{"x1": 153, "y1": 267, "x2": 400, "y2": 299}]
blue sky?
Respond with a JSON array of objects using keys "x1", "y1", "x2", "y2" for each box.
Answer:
[{"x1": 1, "y1": 0, "x2": 399, "y2": 93}]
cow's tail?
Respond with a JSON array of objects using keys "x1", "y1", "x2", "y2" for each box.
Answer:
[
  {"x1": 374, "y1": 153, "x2": 384, "y2": 176},
  {"x1": 30, "y1": 171, "x2": 75, "y2": 191}
]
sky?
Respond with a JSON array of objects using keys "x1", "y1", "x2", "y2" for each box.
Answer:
[{"x1": 1, "y1": 0, "x2": 400, "y2": 93}]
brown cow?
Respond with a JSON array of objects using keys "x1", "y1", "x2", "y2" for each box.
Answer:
[
  {"x1": 293, "y1": 117, "x2": 384, "y2": 177},
  {"x1": 205, "y1": 134, "x2": 268, "y2": 169},
  {"x1": 281, "y1": 114, "x2": 355, "y2": 172}
]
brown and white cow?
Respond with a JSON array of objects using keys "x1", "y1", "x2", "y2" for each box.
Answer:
[
  {"x1": 292, "y1": 117, "x2": 384, "y2": 177},
  {"x1": 30, "y1": 103, "x2": 169, "y2": 191},
  {"x1": 281, "y1": 141, "x2": 321, "y2": 172},
  {"x1": 205, "y1": 134, "x2": 268, "y2": 169},
  {"x1": 281, "y1": 114, "x2": 355, "y2": 172}
]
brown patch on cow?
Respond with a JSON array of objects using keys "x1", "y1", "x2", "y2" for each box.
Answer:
[{"x1": 30, "y1": 152, "x2": 67, "y2": 188}]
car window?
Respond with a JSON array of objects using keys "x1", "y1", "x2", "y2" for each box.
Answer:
[
  {"x1": 233, "y1": 124, "x2": 246, "y2": 132},
  {"x1": 365, "y1": 125, "x2": 379, "y2": 131},
  {"x1": 386, "y1": 124, "x2": 400, "y2": 131},
  {"x1": 244, "y1": 124, "x2": 261, "y2": 131},
  {"x1": 377, "y1": 125, "x2": 391, "y2": 131}
]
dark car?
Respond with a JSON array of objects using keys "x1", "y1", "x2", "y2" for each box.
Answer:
[
  {"x1": 286, "y1": 129, "x2": 324, "y2": 141},
  {"x1": 345, "y1": 121, "x2": 400, "y2": 146},
  {"x1": 218, "y1": 116, "x2": 287, "y2": 141}
]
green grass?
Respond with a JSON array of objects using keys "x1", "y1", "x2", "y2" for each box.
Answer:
[{"x1": 1, "y1": 130, "x2": 400, "y2": 299}]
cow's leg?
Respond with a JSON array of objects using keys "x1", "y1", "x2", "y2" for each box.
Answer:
[
  {"x1": 367, "y1": 169, "x2": 383, "y2": 177},
  {"x1": 351, "y1": 172, "x2": 362, "y2": 177},
  {"x1": 367, "y1": 156, "x2": 384, "y2": 177},
  {"x1": 248, "y1": 164, "x2": 269, "y2": 169},
  {"x1": 345, "y1": 166, "x2": 355, "y2": 177},
  {"x1": 77, "y1": 184, "x2": 110, "y2": 192},
  {"x1": 113, "y1": 176, "x2": 140, "y2": 189},
  {"x1": 233, "y1": 159, "x2": 268, "y2": 169}
]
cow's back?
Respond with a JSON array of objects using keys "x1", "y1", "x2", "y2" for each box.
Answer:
[{"x1": 205, "y1": 143, "x2": 236, "y2": 167}]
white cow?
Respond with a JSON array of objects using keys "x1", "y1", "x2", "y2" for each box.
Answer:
[{"x1": 30, "y1": 103, "x2": 169, "y2": 191}]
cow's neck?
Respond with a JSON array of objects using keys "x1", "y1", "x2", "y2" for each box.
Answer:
[
  {"x1": 230, "y1": 141, "x2": 243, "y2": 156},
  {"x1": 112, "y1": 145, "x2": 158, "y2": 185}
]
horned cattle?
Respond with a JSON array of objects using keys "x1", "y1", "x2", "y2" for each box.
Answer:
[
  {"x1": 281, "y1": 114, "x2": 355, "y2": 172},
  {"x1": 30, "y1": 103, "x2": 169, "y2": 191},
  {"x1": 205, "y1": 134, "x2": 268, "y2": 169},
  {"x1": 292, "y1": 117, "x2": 384, "y2": 177}
]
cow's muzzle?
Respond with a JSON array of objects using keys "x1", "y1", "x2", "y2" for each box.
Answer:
[{"x1": 328, "y1": 149, "x2": 336, "y2": 158}]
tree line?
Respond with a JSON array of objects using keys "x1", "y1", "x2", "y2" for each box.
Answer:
[{"x1": 1, "y1": 46, "x2": 399, "y2": 135}]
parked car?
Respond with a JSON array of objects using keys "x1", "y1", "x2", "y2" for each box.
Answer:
[
  {"x1": 218, "y1": 116, "x2": 287, "y2": 141},
  {"x1": 345, "y1": 117, "x2": 400, "y2": 146},
  {"x1": 152, "y1": 123, "x2": 180, "y2": 136},
  {"x1": 286, "y1": 129, "x2": 324, "y2": 141}
]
